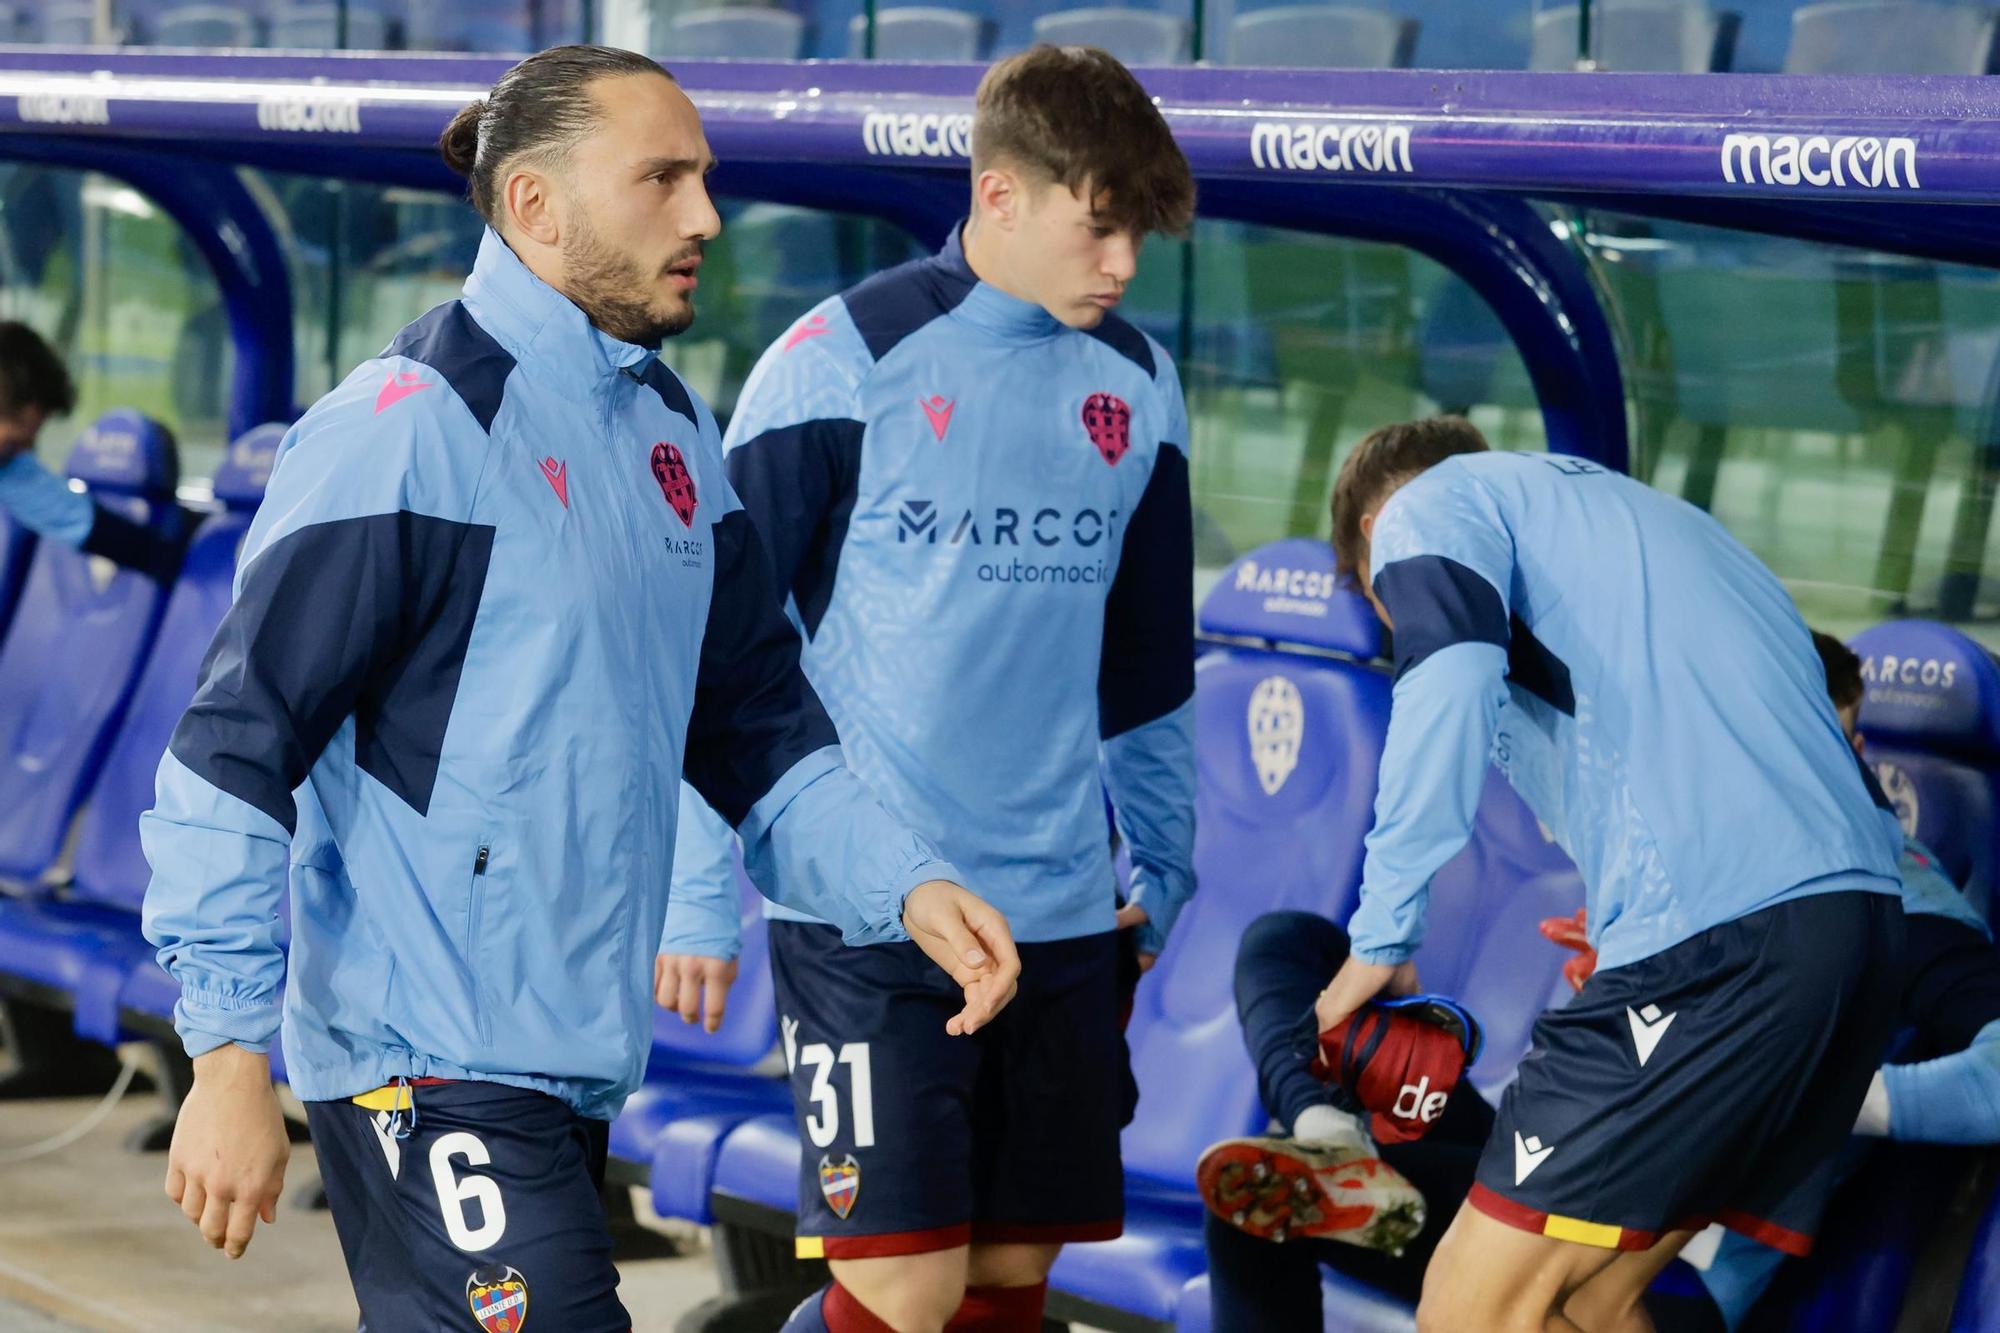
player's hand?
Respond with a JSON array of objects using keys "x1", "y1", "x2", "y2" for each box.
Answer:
[
  {"x1": 1314, "y1": 955, "x2": 1420, "y2": 1034},
  {"x1": 903, "y1": 879, "x2": 1022, "y2": 1036},
  {"x1": 1114, "y1": 901, "x2": 1157, "y2": 973},
  {"x1": 655, "y1": 952, "x2": 739, "y2": 1033},
  {"x1": 165, "y1": 1043, "x2": 289, "y2": 1259}
]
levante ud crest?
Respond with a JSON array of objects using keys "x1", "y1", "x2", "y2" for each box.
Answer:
[
  {"x1": 467, "y1": 1265, "x2": 528, "y2": 1333},
  {"x1": 651, "y1": 442, "x2": 699, "y2": 527},
  {"x1": 819, "y1": 1153, "x2": 860, "y2": 1220}
]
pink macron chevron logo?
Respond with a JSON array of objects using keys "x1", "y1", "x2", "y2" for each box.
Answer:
[
  {"x1": 538, "y1": 456, "x2": 568, "y2": 509},
  {"x1": 919, "y1": 394, "x2": 955, "y2": 442},
  {"x1": 374, "y1": 370, "x2": 431, "y2": 415},
  {"x1": 783, "y1": 313, "x2": 831, "y2": 352}
]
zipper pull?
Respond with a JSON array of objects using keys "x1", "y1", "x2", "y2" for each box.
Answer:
[{"x1": 474, "y1": 846, "x2": 489, "y2": 876}]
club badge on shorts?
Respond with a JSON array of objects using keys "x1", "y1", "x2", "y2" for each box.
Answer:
[
  {"x1": 1082, "y1": 392, "x2": 1131, "y2": 466},
  {"x1": 466, "y1": 1265, "x2": 528, "y2": 1333},
  {"x1": 819, "y1": 1153, "x2": 860, "y2": 1220},
  {"x1": 650, "y1": 442, "x2": 698, "y2": 527}
]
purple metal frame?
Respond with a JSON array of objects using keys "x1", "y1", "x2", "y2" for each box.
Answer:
[
  {"x1": 0, "y1": 52, "x2": 1992, "y2": 208},
  {"x1": 0, "y1": 49, "x2": 1987, "y2": 468}
]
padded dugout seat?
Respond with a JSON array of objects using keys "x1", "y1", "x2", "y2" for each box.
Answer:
[
  {"x1": 626, "y1": 858, "x2": 793, "y2": 1223},
  {"x1": 1050, "y1": 539, "x2": 1398, "y2": 1323},
  {"x1": 0, "y1": 424, "x2": 280, "y2": 1045},
  {"x1": 0, "y1": 411, "x2": 182, "y2": 888},
  {"x1": 0, "y1": 513, "x2": 31, "y2": 646},
  {"x1": 1695, "y1": 619, "x2": 2000, "y2": 1331},
  {"x1": 1850, "y1": 620, "x2": 2000, "y2": 920}
]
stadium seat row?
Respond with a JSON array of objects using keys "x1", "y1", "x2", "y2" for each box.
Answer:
[{"x1": 1, "y1": 424, "x2": 1998, "y2": 1329}]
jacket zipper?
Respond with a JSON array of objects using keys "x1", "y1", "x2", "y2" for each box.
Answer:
[{"x1": 470, "y1": 843, "x2": 491, "y2": 1044}]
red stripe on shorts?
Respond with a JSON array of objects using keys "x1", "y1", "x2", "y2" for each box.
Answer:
[
  {"x1": 971, "y1": 1220, "x2": 1124, "y2": 1245},
  {"x1": 1718, "y1": 1208, "x2": 1814, "y2": 1257},
  {"x1": 820, "y1": 1223, "x2": 974, "y2": 1259}
]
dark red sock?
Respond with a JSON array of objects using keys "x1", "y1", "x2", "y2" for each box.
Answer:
[
  {"x1": 823, "y1": 1281, "x2": 901, "y2": 1333},
  {"x1": 944, "y1": 1282, "x2": 1048, "y2": 1332}
]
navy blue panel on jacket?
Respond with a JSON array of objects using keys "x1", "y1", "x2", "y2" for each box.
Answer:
[
  {"x1": 1100, "y1": 443, "x2": 1194, "y2": 740},
  {"x1": 630, "y1": 358, "x2": 697, "y2": 425},
  {"x1": 725, "y1": 418, "x2": 866, "y2": 637},
  {"x1": 169, "y1": 510, "x2": 496, "y2": 834},
  {"x1": 384, "y1": 301, "x2": 516, "y2": 434},
  {"x1": 685, "y1": 508, "x2": 843, "y2": 827},
  {"x1": 839, "y1": 252, "x2": 977, "y2": 362},
  {"x1": 1086, "y1": 312, "x2": 1157, "y2": 378},
  {"x1": 1375, "y1": 553, "x2": 1511, "y2": 678}
]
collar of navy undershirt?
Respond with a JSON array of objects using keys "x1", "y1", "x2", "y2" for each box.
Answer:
[{"x1": 938, "y1": 222, "x2": 1064, "y2": 343}]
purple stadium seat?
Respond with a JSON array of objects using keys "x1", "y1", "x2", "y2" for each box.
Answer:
[
  {"x1": 0, "y1": 514, "x2": 32, "y2": 646},
  {"x1": 1850, "y1": 619, "x2": 2000, "y2": 921},
  {"x1": 625, "y1": 859, "x2": 793, "y2": 1224},
  {"x1": 1049, "y1": 541, "x2": 1401, "y2": 1321},
  {"x1": 1715, "y1": 619, "x2": 2000, "y2": 1331},
  {"x1": 1952, "y1": 1180, "x2": 2000, "y2": 1330},
  {"x1": 0, "y1": 423, "x2": 279, "y2": 1045},
  {"x1": 0, "y1": 410, "x2": 180, "y2": 888},
  {"x1": 72, "y1": 424, "x2": 282, "y2": 915}
]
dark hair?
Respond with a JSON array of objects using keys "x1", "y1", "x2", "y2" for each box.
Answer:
[
  {"x1": 440, "y1": 44, "x2": 676, "y2": 225},
  {"x1": 972, "y1": 45, "x2": 1194, "y2": 237},
  {"x1": 1329, "y1": 416, "x2": 1490, "y2": 584},
  {"x1": 1813, "y1": 630, "x2": 1866, "y2": 713},
  {"x1": 0, "y1": 321, "x2": 75, "y2": 420}
]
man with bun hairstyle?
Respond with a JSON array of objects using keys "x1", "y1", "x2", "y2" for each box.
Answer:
[
  {"x1": 1317, "y1": 415, "x2": 1903, "y2": 1333},
  {"x1": 140, "y1": 45, "x2": 1019, "y2": 1331},
  {"x1": 659, "y1": 43, "x2": 1199, "y2": 1333}
]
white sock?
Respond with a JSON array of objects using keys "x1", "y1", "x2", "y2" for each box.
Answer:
[{"x1": 1291, "y1": 1103, "x2": 1369, "y2": 1147}]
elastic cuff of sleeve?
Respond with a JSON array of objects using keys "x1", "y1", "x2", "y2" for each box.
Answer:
[
  {"x1": 180, "y1": 1027, "x2": 274, "y2": 1060},
  {"x1": 858, "y1": 858, "x2": 959, "y2": 947},
  {"x1": 175, "y1": 990, "x2": 278, "y2": 1059},
  {"x1": 1350, "y1": 942, "x2": 1417, "y2": 967},
  {"x1": 660, "y1": 936, "x2": 742, "y2": 963}
]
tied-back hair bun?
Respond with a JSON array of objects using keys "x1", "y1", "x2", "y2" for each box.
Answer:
[{"x1": 439, "y1": 98, "x2": 485, "y2": 176}]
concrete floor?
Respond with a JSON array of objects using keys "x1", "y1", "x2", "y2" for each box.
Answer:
[{"x1": 0, "y1": 1083, "x2": 723, "y2": 1332}]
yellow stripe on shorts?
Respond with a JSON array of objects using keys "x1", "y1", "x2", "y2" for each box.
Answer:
[
  {"x1": 795, "y1": 1236, "x2": 826, "y2": 1260},
  {"x1": 350, "y1": 1084, "x2": 415, "y2": 1113},
  {"x1": 1543, "y1": 1214, "x2": 1625, "y2": 1248}
]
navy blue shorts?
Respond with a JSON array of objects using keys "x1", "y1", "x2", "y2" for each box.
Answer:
[
  {"x1": 769, "y1": 921, "x2": 1137, "y2": 1259},
  {"x1": 1469, "y1": 891, "x2": 1905, "y2": 1256},
  {"x1": 305, "y1": 1079, "x2": 629, "y2": 1332}
]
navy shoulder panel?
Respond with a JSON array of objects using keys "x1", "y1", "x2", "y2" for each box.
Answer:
[
  {"x1": 633, "y1": 358, "x2": 698, "y2": 426},
  {"x1": 170, "y1": 510, "x2": 495, "y2": 833},
  {"x1": 840, "y1": 255, "x2": 976, "y2": 364},
  {"x1": 384, "y1": 301, "x2": 516, "y2": 435},
  {"x1": 1085, "y1": 312, "x2": 1157, "y2": 379},
  {"x1": 1376, "y1": 554, "x2": 1510, "y2": 679}
]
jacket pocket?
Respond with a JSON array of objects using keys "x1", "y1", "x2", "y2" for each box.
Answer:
[{"x1": 466, "y1": 835, "x2": 493, "y2": 1047}]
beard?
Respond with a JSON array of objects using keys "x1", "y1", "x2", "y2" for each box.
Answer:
[{"x1": 562, "y1": 214, "x2": 698, "y2": 349}]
